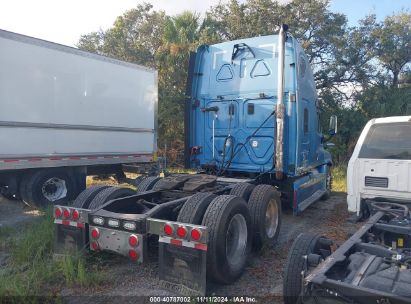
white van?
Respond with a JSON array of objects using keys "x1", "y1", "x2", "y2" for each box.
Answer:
[{"x1": 347, "y1": 116, "x2": 411, "y2": 216}]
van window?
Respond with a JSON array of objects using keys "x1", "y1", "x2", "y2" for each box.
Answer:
[{"x1": 359, "y1": 123, "x2": 411, "y2": 160}]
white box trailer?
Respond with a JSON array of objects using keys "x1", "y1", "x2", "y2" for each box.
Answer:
[{"x1": 0, "y1": 29, "x2": 157, "y2": 206}]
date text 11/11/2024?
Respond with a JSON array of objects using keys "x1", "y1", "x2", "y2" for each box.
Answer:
[{"x1": 149, "y1": 296, "x2": 258, "y2": 303}]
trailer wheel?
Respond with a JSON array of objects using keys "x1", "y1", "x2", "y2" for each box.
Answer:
[
  {"x1": 71, "y1": 185, "x2": 110, "y2": 209},
  {"x1": 320, "y1": 166, "x2": 332, "y2": 200},
  {"x1": 202, "y1": 195, "x2": 252, "y2": 284},
  {"x1": 137, "y1": 176, "x2": 161, "y2": 193},
  {"x1": 1, "y1": 193, "x2": 15, "y2": 200},
  {"x1": 1, "y1": 190, "x2": 20, "y2": 201},
  {"x1": 248, "y1": 184, "x2": 281, "y2": 250},
  {"x1": 177, "y1": 192, "x2": 217, "y2": 224},
  {"x1": 19, "y1": 169, "x2": 79, "y2": 207},
  {"x1": 283, "y1": 233, "x2": 324, "y2": 304},
  {"x1": 0, "y1": 177, "x2": 20, "y2": 200},
  {"x1": 19, "y1": 172, "x2": 32, "y2": 205},
  {"x1": 229, "y1": 183, "x2": 255, "y2": 201},
  {"x1": 88, "y1": 186, "x2": 136, "y2": 210}
]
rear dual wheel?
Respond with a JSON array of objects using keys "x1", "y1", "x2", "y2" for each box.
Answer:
[
  {"x1": 177, "y1": 192, "x2": 216, "y2": 224},
  {"x1": 88, "y1": 186, "x2": 136, "y2": 210},
  {"x1": 71, "y1": 185, "x2": 109, "y2": 209},
  {"x1": 231, "y1": 183, "x2": 282, "y2": 250},
  {"x1": 248, "y1": 185, "x2": 282, "y2": 250},
  {"x1": 137, "y1": 176, "x2": 161, "y2": 193},
  {"x1": 72, "y1": 185, "x2": 137, "y2": 210},
  {"x1": 202, "y1": 195, "x2": 252, "y2": 284},
  {"x1": 177, "y1": 194, "x2": 252, "y2": 284},
  {"x1": 176, "y1": 184, "x2": 281, "y2": 283}
]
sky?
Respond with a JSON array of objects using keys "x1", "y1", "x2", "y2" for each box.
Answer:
[{"x1": 0, "y1": 0, "x2": 409, "y2": 47}]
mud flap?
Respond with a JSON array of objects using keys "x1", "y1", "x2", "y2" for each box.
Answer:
[
  {"x1": 54, "y1": 223, "x2": 88, "y2": 257},
  {"x1": 53, "y1": 206, "x2": 89, "y2": 257},
  {"x1": 158, "y1": 236, "x2": 207, "y2": 296}
]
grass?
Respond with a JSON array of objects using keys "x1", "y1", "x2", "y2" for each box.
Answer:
[
  {"x1": 165, "y1": 168, "x2": 195, "y2": 174},
  {"x1": 332, "y1": 165, "x2": 347, "y2": 193},
  {"x1": 0, "y1": 208, "x2": 105, "y2": 300}
]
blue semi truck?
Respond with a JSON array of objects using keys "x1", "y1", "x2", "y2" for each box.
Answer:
[{"x1": 53, "y1": 25, "x2": 337, "y2": 294}]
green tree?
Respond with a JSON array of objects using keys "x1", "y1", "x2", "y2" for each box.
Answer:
[
  {"x1": 373, "y1": 12, "x2": 411, "y2": 88},
  {"x1": 77, "y1": 3, "x2": 168, "y2": 68},
  {"x1": 156, "y1": 11, "x2": 204, "y2": 148},
  {"x1": 77, "y1": 6, "x2": 217, "y2": 150}
]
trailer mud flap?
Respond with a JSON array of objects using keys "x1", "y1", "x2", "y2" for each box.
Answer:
[{"x1": 158, "y1": 236, "x2": 207, "y2": 296}]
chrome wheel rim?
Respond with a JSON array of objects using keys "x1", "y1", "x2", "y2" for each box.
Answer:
[
  {"x1": 226, "y1": 214, "x2": 248, "y2": 267},
  {"x1": 265, "y1": 199, "x2": 279, "y2": 238},
  {"x1": 41, "y1": 178, "x2": 67, "y2": 201}
]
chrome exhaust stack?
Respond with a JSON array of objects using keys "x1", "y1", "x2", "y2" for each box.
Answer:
[{"x1": 275, "y1": 24, "x2": 288, "y2": 180}]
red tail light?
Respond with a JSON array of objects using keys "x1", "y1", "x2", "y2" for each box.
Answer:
[
  {"x1": 91, "y1": 228, "x2": 100, "y2": 239},
  {"x1": 164, "y1": 224, "x2": 173, "y2": 236},
  {"x1": 72, "y1": 209, "x2": 80, "y2": 220},
  {"x1": 129, "y1": 235, "x2": 138, "y2": 247},
  {"x1": 191, "y1": 228, "x2": 202, "y2": 241},
  {"x1": 63, "y1": 209, "x2": 71, "y2": 219},
  {"x1": 129, "y1": 249, "x2": 138, "y2": 261},
  {"x1": 54, "y1": 207, "x2": 62, "y2": 218},
  {"x1": 177, "y1": 226, "x2": 187, "y2": 238},
  {"x1": 91, "y1": 241, "x2": 99, "y2": 251}
]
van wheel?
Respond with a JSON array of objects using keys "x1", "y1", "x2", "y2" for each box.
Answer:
[
  {"x1": 321, "y1": 166, "x2": 332, "y2": 200},
  {"x1": 19, "y1": 169, "x2": 79, "y2": 208},
  {"x1": 229, "y1": 183, "x2": 255, "y2": 201},
  {"x1": 202, "y1": 195, "x2": 252, "y2": 284},
  {"x1": 177, "y1": 192, "x2": 216, "y2": 224},
  {"x1": 248, "y1": 185, "x2": 282, "y2": 250},
  {"x1": 71, "y1": 185, "x2": 110, "y2": 209},
  {"x1": 88, "y1": 186, "x2": 136, "y2": 210}
]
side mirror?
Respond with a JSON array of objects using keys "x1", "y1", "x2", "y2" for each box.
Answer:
[{"x1": 329, "y1": 115, "x2": 338, "y2": 136}]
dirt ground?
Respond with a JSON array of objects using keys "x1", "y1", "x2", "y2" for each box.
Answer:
[{"x1": 0, "y1": 192, "x2": 358, "y2": 303}]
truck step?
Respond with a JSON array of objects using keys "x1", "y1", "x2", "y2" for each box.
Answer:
[{"x1": 298, "y1": 189, "x2": 326, "y2": 213}]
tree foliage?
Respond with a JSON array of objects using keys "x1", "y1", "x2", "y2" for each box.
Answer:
[
  {"x1": 373, "y1": 12, "x2": 411, "y2": 88},
  {"x1": 77, "y1": 1, "x2": 411, "y2": 164}
]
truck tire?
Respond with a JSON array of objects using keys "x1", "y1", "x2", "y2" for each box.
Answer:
[
  {"x1": 133, "y1": 175, "x2": 146, "y2": 187},
  {"x1": 202, "y1": 195, "x2": 252, "y2": 284},
  {"x1": 88, "y1": 186, "x2": 136, "y2": 210},
  {"x1": 1, "y1": 178, "x2": 20, "y2": 200},
  {"x1": 19, "y1": 172, "x2": 32, "y2": 205},
  {"x1": 71, "y1": 185, "x2": 110, "y2": 209},
  {"x1": 229, "y1": 183, "x2": 255, "y2": 201},
  {"x1": 1, "y1": 191, "x2": 20, "y2": 201},
  {"x1": 137, "y1": 176, "x2": 161, "y2": 193},
  {"x1": 248, "y1": 184, "x2": 281, "y2": 250},
  {"x1": 19, "y1": 169, "x2": 79, "y2": 208},
  {"x1": 320, "y1": 166, "x2": 332, "y2": 200},
  {"x1": 151, "y1": 178, "x2": 169, "y2": 191},
  {"x1": 283, "y1": 233, "x2": 322, "y2": 304},
  {"x1": 1, "y1": 193, "x2": 14, "y2": 200},
  {"x1": 177, "y1": 192, "x2": 217, "y2": 224}
]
